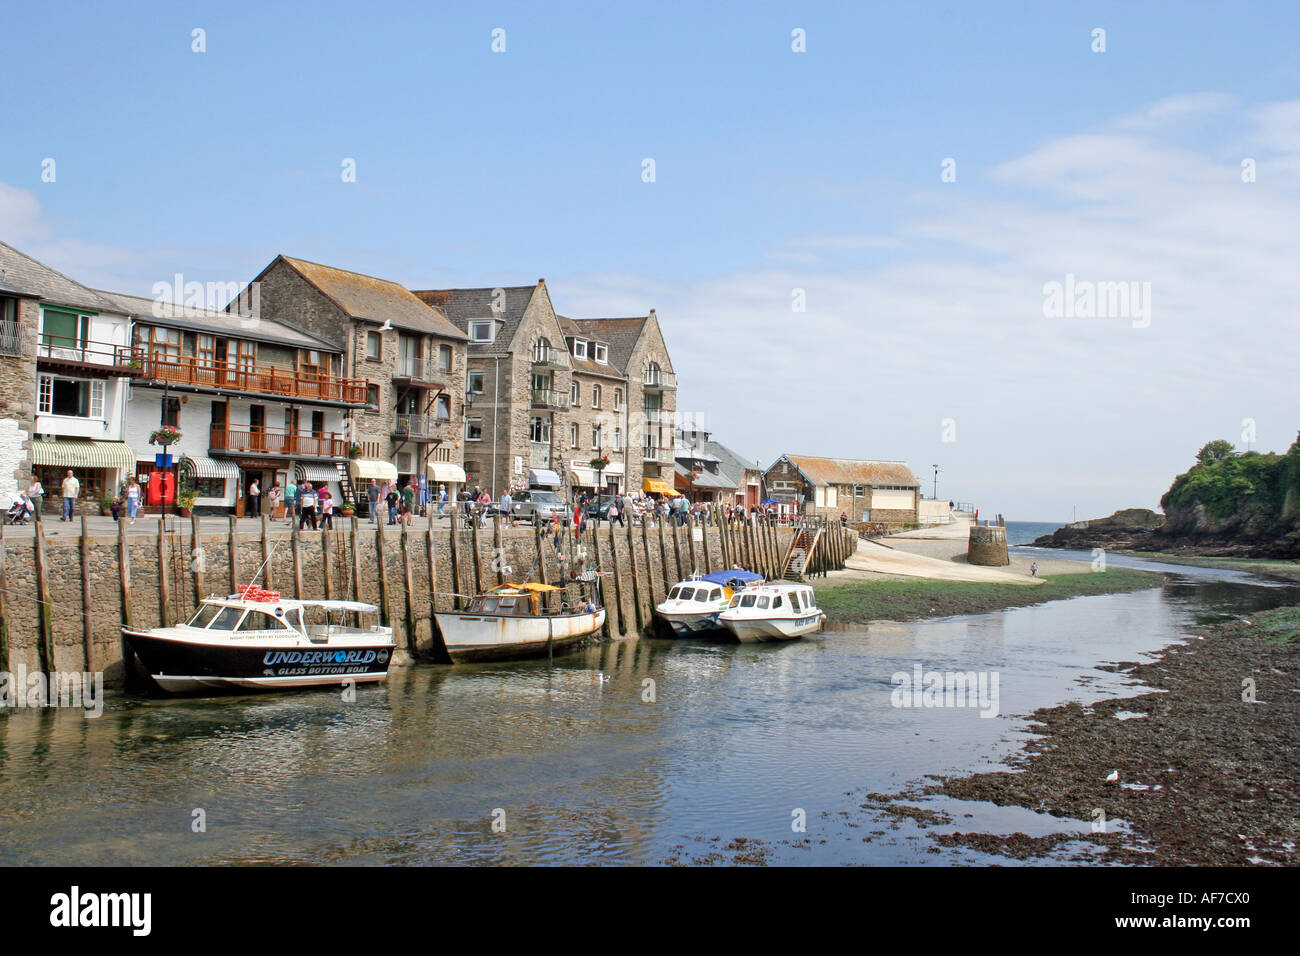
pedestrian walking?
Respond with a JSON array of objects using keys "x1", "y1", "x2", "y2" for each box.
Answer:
[
  {"x1": 284, "y1": 479, "x2": 298, "y2": 525},
  {"x1": 319, "y1": 488, "x2": 334, "y2": 529},
  {"x1": 248, "y1": 477, "x2": 261, "y2": 518},
  {"x1": 27, "y1": 473, "x2": 45, "y2": 522},
  {"x1": 297, "y1": 482, "x2": 319, "y2": 530},
  {"x1": 126, "y1": 478, "x2": 142, "y2": 523},
  {"x1": 500, "y1": 489, "x2": 513, "y2": 526},
  {"x1": 386, "y1": 485, "x2": 399, "y2": 525},
  {"x1": 401, "y1": 481, "x2": 416, "y2": 525},
  {"x1": 367, "y1": 479, "x2": 381, "y2": 524},
  {"x1": 1030, "y1": 561, "x2": 1038, "y2": 577},
  {"x1": 437, "y1": 485, "x2": 447, "y2": 516},
  {"x1": 60, "y1": 469, "x2": 79, "y2": 521}
]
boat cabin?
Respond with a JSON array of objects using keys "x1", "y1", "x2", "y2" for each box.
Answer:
[
  {"x1": 726, "y1": 585, "x2": 817, "y2": 613},
  {"x1": 465, "y1": 583, "x2": 571, "y2": 616}
]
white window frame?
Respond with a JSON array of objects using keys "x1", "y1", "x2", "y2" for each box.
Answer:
[
  {"x1": 467, "y1": 370, "x2": 485, "y2": 394},
  {"x1": 38, "y1": 374, "x2": 53, "y2": 415},
  {"x1": 593, "y1": 343, "x2": 608, "y2": 364},
  {"x1": 613, "y1": 427, "x2": 621, "y2": 451},
  {"x1": 530, "y1": 416, "x2": 551, "y2": 444},
  {"x1": 89, "y1": 380, "x2": 105, "y2": 419},
  {"x1": 592, "y1": 384, "x2": 601, "y2": 408},
  {"x1": 465, "y1": 418, "x2": 483, "y2": 441},
  {"x1": 569, "y1": 422, "x2": 578, "y2": 447},
  {"x1": 613, "y1": 388, "x2": 622, "y2": 410},
  {"x1": 469, "y1": 321, "x2": 495, "y2": 343},
  {"x1": 592, "y1": 424, "x2": 601, "y2": 449},
  {"x1": 570, "y1": 381, "x2": 579, "y2": 406},
  {"x1": 572, "y1": 339, "x2": 587, "y2": 360}
]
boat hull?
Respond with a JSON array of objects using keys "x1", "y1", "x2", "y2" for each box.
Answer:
[
  {"x1": 655, "y1": 609, "x2": 727, "y2": 638},
  {"x1": 123, "y1": 630, "x2": 394, "y2": 693},
  {"x1": 720, "y1": 612, "x2": 826, "y2": 643},
  {"x1": 434, "y1": 608, "x2": 606, "y2": 663}
]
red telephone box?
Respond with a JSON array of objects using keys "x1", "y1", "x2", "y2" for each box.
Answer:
[{"x1": 147, "y1": 470, "x2": 175, "y2": 505}]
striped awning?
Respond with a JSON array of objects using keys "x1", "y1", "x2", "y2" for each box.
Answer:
[
  {"x1": 182, "y1": 456, "x2": 240, "y2": 480},
  {"x1": 349, "y1": 459, "x2": 398, "y2": 482},
  {"x1": 32, "y1": 439, "x2": 135, "y2": 470},
  {"x1": 428, "y1": 461, "x2": 467, "y2": 483},
  {"x1": 295, "y1": 463, "x2": 340, "y2": 483}
]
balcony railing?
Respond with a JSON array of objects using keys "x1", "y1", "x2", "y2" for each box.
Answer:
[
  {"x1": 209, "y1": 426, "x2": 348, "y2": 459},
  {"x1": 531, "y1": 346, "x2": 566, "y2": 368},
  {"x1": 643, "y1": 369, "x2": 676, "y2": 390},
  {"x1": 531, "y1": 388, "x2": 570, "y2": 409},
  {"x1": 394, "y1": 355, "x2": 452, "y2": 385},
  {"x1": 0, "y1": 322, "x2": 22, "y2": 357},
  {"x1": 138, "y1": 353, "x2": 368, "y2": 404},
  {"x1": 642, "y1": 446, "x2": 672, "y2": 462},
  {"x1": 38, "y1": 334, "x2": 143, "y2": 371},
  {"x1": 393, "y1": 414, "x2": 452, "y2": 441}
]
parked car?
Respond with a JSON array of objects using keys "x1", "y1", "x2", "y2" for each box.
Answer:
[
  {"x1": 583, "y1": 495, "x2": 619, "y2": 522},
  {"x1": 509, "y1": 489, "x2": 571, "y2": 526}
]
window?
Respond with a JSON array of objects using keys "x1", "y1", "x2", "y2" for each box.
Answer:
[
  {"x1": 143, "y1": 325, "x2": 181, "y2": 359},
  {"x1": 694, "y1": 589, "x2": 711, "y2": 603},
  {"x1": 592, "y1": 384, "x2": 601, "y2": 408},
  {"x1": 160, "y1": 394, "x2": 178, "y2": 427},
  {"x1": 191, "y1": 477, "x2": 226, "y2": 498},
  {"x1": 438, "y1": 344, "x2": 452, "y2": 372},
  {"x1": 678, "y1": 587, "x2": 695, "y2": 601},
  {"x1": 570, "y1": 381, "x2": 579, "y2": 406},
  {"x1": 469, "y1": 321, "x2": 494, "y2": 342},
  {"x1": 530, "y1": 416, "x2": 550, "y2": 443},
  {"x1": 594, "y1": 344, "x2": 608, "y2": 364},
  {"x1": 187, "y1": 604, "x2": 221, "y2": 628},
  {"x1": 468, "y1": 370, "x2": 484, "y2": 393},
  {"x1": 569, "y1": 422, "x2": 578, "y2": 447},
  {"x1": 613, "y1": 427, "x2": 621, "y2": 451},
  {"x1": 709, "y1": 589, "x2": 722, "y2": 601},
  {"x1": 465, "y1": 418, "x2": 483, "y2": 441},
  {"x1": 645, "y1": 361, "x2": 660, "y2": 385},
  {"x1": 789, "y1": 591, "x2": 801, "y2": 611},
  {"x1": 532, "y1": 337, "x2": 551, "y2": 362},
  {"x1": 572, "y1": 339, "x2": 587, "y2": 359},
  {"x1": 740, "y1": 594, "x2": 757, "y2": 608},
  {"x1": 592, "y1": 424, "x2": 601, "y2": 449},
  {"x1": 208, "y1": 606, "x2": 246, "y2": 631},
  {"x1": 757, "y1": 596, "x2": 771, "y2": 609},
  {"x1": 613, "y1": 388, "x2": 622, "y2": 410},
  {"x1": 237, "y1": 610, "x2": 293, "y2": 632},
  {"x1": 37, "y1": 375, "x2": 105, "y2": 419},
  {"x1": 435, "y1": 394, "x2": 451, "y2": 420},
  {"x1": 367, "y1": 383, "x2": 380, "y2": 407},
  {"x1": 41, "y1": 308, "x2": 89, "y2": 350},
  {"x1": 366, "y1": 331, "x2": 381, "y2": 359}
]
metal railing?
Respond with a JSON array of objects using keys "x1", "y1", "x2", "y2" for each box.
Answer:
[
  {"x1": 209, "y1": 426, "x2": 348, "y2": 458},
  {"x1": 643, "y1": 369, "x2": 676, "y2": 389},
  {"x1": 642, "y1": 446, "x2": 672, "y2": 462},
  {"x1": 38, "y1": 333, "x2": 142, "y2": 369},
  {"x1": 140, "y1": 352, "x2": 369, "y2": 403},
  {"x1": 394, "y1": 355, "x2": 452, "y2": 385},
  {"x1": 0, "y1": 322, "x2": 22, "y2": 357},
  {"x1": 530, "y1": 388, "x2": 570, "y2": 409},
  {"x1": 393, "y1": 414, "x2": 452, "y2": 441},
  {"x1": 530, "y1": 346, "x2": 566, "y2": 368}
]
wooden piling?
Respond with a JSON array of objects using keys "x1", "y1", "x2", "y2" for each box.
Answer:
[
  {"x1": 605, "y1": 521, "x2": 625, "y2": 638},
  {"x1": 375, "y1": 523, "x2": 391, "y2": 628},
  {"x1": 625, "y1": 517, "x2": 643, "y2": 633},
  {"x1": 426, "y1": 514, "x2": 438, "y2": 613},
  {"x1": 291, "y1": 525, "x2": 304, "y2": 599},
  {"x1": 79, "y1": 515, "x2": 94, "y2": 672},
  {"x1": 469, "y1": 513, "x2": 484, "y2": 595},
  {"x1": 322, "y1": 528, "x2": 334, "y2": 600},
  {"x1": 228, "y1": 516, "x2": 240, "y2": 592},
  {"x1": 657, "y1": 519, "x2": 672, "y2": 594},
  {"x1": 191, "y1": 515, "x2": 207, "y2": 605},
  {"x1": 686, "y1": 513, "x2": 698, "y2": 574},
  {"x1": 640, "y1": 518, "x2": 657, "y2": 607},
  {"x1": 350, "y1": 516, "x2": 362, "y2": 603},
  {"x1": 33, "y1": 523, "x2": 54, "y2": 675},
  {"x1": 0, "y1": 526, "x2": 10, "y2": 673},
  {"x1": 448, "y1": 513, "x2": 462, "y2": 610},
  {"x1": 401, "y1": 522, "x2": 415, "y2": 652},
  {"x1": 591, "y1": 521, "x2": 613, "y2": 639},
  {"x1": 260, "y1": 514, "x2": 274, "y2": 591},
  {"x1": 157, "y1": 517, "x2": 172, "y2": 628},
  {"x1": 493, "y1": 512, "x2": 505, "y2": 587}
]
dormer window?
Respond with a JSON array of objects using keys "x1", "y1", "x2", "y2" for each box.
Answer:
[
  {"x1": 593, "y1": 343, "x2": 608, "y2": 364},
  {"x1": 572, "y1": 339, "x2": 587, "y2": 360},
  {"x1": 469, "y1": 321, "x2": 495, "y2": 343}
]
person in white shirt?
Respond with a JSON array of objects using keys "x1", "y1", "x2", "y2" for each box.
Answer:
[{"x1": 60, "y1": 469, "x2": 80, "y2": 521}]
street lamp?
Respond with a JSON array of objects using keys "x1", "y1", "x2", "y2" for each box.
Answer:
[{"x1": 931, "y1": 464, "x2": 940, "y2": 500}]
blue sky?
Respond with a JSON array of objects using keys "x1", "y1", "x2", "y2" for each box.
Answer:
[{"x1": 3, "y1": 1, "x2": 1298, "y2": 519}]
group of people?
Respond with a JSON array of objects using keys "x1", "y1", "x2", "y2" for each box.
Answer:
[
  {"x1": 6, "y1": 470, "x2": 145, "y2": 525},
  {"x1": 261, "y1": 478, "x2": 336, "y2": 530},
  {"x1": 365, "y1": 478, "x2": 420, "y2": 526}
]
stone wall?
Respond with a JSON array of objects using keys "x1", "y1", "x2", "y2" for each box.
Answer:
[
  {"x1": 0, "y1": 295, "x2": 40, "y2": 498},
  {"x1": 0, "y1": 514, "x2": 817, "y2": 689},
  {"x1": 967, "y1": 525, "x2": 1009, "y2": 566}
]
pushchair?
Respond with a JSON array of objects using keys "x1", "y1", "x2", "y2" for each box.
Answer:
[{"x1": 4, "y1": 493, "x2": 34, "y2": 525}]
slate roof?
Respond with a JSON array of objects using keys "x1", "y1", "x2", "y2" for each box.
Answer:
[
  {"x1": 706, "y1": 440, "x2": 762, "y2": 488},
  {"x1": 562, "y1": 316, "x2": 649, "y2": 375},
  {"x1": 278, "y1": 257, "x2": 466, "y2": 340},
  {"x1": 0, "y1": 241, "x2": 124, "y2": 314},
  {"x1": 776, "y1": 455, "x2": 919, "y2": 488},
  {"x1": 95, "y1": 290, "x2": 339, "y2": 352},
  {"x1": 674, "y1": 461, "x2": 737, "y2": 490},
  {"x1": 412, "y1": 285, "x2": 538, "y2": 357},
  {"x1": 554, "y1": 316, "x2": 625, "y2": 380}
]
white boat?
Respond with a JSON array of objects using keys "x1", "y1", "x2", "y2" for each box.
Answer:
[
  {"x1": 434, "y1": 583, "x2": 606, "y2": 663},
  {"x1": 655, "y1": 569, "x2": 764, "y2": 637},
  {"x1": 122, "y1": 588, "x2": 395, "y2": 693},
  {"x1": 718, "y1": 581, "x2": 826, "y2": 642}
]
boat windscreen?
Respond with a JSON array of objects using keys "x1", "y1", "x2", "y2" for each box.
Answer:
[
  {"x1": 678, "y1": 587, "x2": 695, "y2": 601},
  {"x1": 187, "y1": 604, "x2": 221, "y2": 628},
  {"x1": 207, "y1": 606, "x2": 246, "y2": 630}
]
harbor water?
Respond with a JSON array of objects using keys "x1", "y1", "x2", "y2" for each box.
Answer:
[{"x1": 0, "y1": 553, "x2": 1293, "y2": 866}]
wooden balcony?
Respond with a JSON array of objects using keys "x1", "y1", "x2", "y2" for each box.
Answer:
[
  {"x1": 139, "y1": 353, "x2": 369, "y2": 405},
  {"x1": 393, "y1": 356, "x2": 452, "y2": 387},
  {"x1": 209, "y1": 426, "x2": 348, "y2": 459},
  {"x1": 37, "y1": 335, "x2": 144, "y2": 376}
]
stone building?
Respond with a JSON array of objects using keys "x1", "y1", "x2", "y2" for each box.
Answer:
[
  {"x1": 413, "y1": 281, "x2": 573, "y2": 497},
  {"x1": 763, "y1": 454, "x2": 921, "y2": 525},
  {"x1": 672, "y1": 424, "x2": 737, "y2": 504},
  {"x1": 100, "y1": 290, "x2": 365, "y2": 514},
  {"x1": 0, "y1": 241, "x2": 138, "y2": 512},
  {"x1": 248, "y1": 256, "x2": 469, "y2": 505}
]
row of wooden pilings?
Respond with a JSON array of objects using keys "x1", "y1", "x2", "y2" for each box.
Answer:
[{"x1": 0, "y1": 506, "x2": 858, "y2": 682}]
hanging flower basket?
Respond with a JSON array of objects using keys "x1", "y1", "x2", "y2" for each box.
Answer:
[
  {"x1": 589, "y1": 454, "x2": 611, "y2": 471},
  {"x1": 150, "y1": 426, "x2": 183, "y2": 446},
  {"x1": 686, "y1": 470, "x2": 699, "y2": 482}
]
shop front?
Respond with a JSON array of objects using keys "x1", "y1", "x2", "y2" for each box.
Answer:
[{"x1": 31, "y1": 438, "x2": 135, "y2": 515}]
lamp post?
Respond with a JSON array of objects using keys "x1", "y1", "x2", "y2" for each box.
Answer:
[{"x1": 931, "y1": 464, "x2": 940, "y2": 501}]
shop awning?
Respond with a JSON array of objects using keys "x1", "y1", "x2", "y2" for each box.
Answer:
[
  {"x1": 428, "y1": 461, "x2": 467, "y2": 483},
  {"x1": 32, "y1": 439, "x2": 135, "y2": 470},
  {"x1": 642, "y1": 477, "x2": 681, "y2": 496},
  {"x1": 348, "y1": 459, "x2": 398, "y2": 482},
  {"x1": 182, "y1": 456, "x2": 241, "y2": 480},
  {"x1": 295, "y1": 463, "x2": 340, "y2": 483},
  {"x1": 528, "y1": 468, "x2": 561, "y2": 487}
]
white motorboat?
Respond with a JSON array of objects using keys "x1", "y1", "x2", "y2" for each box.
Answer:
[
  {"x1": 655, "y1": 569, "x2": 764, "y2": 637},
  {"x1": 434, "y1": 582, "x2": 606, "y2": 663},
  {"x1": 122, "y1": 586, "x2": 395, "y2": 693},
  {"x1": 718, "y1": 581, "x2": 825, "y2": 642}
]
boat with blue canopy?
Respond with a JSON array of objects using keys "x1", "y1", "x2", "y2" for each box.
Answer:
[{"x1": 655, "y1": 568, "x2": 765, "y2": 638}]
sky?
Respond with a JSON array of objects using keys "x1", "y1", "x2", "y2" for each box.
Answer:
[{"x1": 2, "y1": 0, "x2": 1297, "y2": 521}]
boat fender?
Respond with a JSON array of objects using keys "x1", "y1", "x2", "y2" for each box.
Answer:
[{"x1": 586, "y1": 603, "x2": 595, "y2": 613}]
